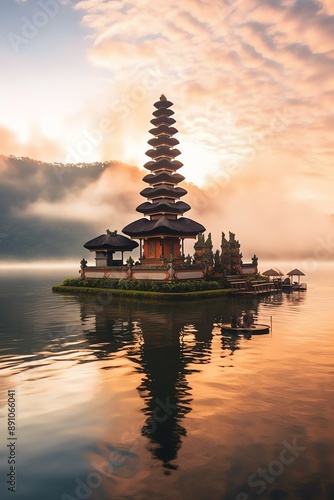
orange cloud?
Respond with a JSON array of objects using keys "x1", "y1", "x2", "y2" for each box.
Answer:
[
  {"x1": 0, "y1": 127, "x2": 19, "y2": 157},
  {"x1": 0, "y1": 125, "x2": 63, "y2": 161}
]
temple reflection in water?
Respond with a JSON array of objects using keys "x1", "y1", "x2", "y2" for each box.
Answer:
[{"x1": 76, "y1": 294, "x2": 275, "y2": 470}]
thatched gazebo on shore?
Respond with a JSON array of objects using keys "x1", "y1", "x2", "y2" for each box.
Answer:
[
  {"x1": 287, "y1": 268, "x2": 305, "y2": 284},
  {"x1": 263, "y1": 268, "x2": 280, "y2": 277},
  {"x1": 262, "y1": 268, "x2": 283, "y2": 280}
]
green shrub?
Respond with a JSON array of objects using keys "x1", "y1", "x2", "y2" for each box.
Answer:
[
  {"x1": 246, "y1": 273, "x2": 269, "y2": 282},
  {"x1": 61, "y1": 277, "x2": 226, "y2": 293},
  {"x1": 62, "y1": 278, "x2": 85, "y2": 286}
]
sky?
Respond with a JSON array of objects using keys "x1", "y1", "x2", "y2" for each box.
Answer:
[{"x1": 0, "y1": 0, "x2": 334, "y2": 263}]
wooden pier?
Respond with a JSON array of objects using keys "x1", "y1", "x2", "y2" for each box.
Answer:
[{"x1": 229, "y1": 280, "x2": 281, "y2": 296}]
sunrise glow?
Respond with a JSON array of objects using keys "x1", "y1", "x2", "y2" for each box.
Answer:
[{"x1": 0, "y1": 0, "x2": 333, "y2": 261}]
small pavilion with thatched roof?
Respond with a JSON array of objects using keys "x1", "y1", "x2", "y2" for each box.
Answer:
[{"x1": 84, "y1": 229, "x2": 138, "y2": 267}]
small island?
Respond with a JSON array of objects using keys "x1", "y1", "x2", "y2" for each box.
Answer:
[{"x1": 53, "y1": 95, "x2": 269, "y2": 300}]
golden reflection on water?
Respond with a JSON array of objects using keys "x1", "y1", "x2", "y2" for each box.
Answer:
[{"x1": 0, "y1": 266, "x2": 334, "y2": 499}]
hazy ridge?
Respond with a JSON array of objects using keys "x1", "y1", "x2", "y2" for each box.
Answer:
[{"x1": 0, "y1": 156, "x2": 117, "y2": 260}]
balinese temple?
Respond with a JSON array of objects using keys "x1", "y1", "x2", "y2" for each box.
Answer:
[
  {"x1": 80, "y1": 96, "x2": 258, "y2": 281},
  {"x1": 122, "y1": 95, "x2": 205, "y2": 265}
]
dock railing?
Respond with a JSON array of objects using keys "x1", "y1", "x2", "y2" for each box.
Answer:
[
  {"x1": 230, "y1": 280, "x2": 276, "y2": 295},
  {"x1": 230, "y1": 281, "x2": 247, "y2": 293}
]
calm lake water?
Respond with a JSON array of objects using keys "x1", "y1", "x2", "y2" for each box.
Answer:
[{"x1": 0, "y1": 264, "x2": 334, "y2": 500}]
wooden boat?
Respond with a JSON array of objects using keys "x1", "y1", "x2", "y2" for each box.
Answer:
[
  {"x1": 221, "y1": 323, "x2": 270, "y2": 335},
  {"x1": 281, "y1": 282, "x2": 307, "y2": 291}
]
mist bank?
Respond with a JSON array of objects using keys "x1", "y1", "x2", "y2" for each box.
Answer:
[
  {"x1": 0, "y1": 155, "x2": 333, "y2": 264},
  {"x1": 0, "y1": 155, "x2": 141, "y2": 261}
]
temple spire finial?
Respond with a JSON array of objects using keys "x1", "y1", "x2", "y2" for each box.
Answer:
[{"x1": 160, "y1": 94, "x2": 167, "y2": 101}]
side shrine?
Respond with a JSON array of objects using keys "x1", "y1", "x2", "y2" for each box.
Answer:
[{"x1": 80, "y1": 96, "x2": 258, "y2": 281}]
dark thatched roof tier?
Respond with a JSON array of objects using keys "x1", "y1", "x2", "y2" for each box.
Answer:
[
  {"x1": 142, "y1": 172, "x2": 185, "y2": 184},
  {"x1": 153, "y1": 108, "x2": 174, "y2": 118},
  {"x1": 149, "y1": 125, "x2": 178, "y2": 137},
  {"x1": 140, "y1": 186, "x2": 187, "y2": 198},
  {"x1": 146, "y1": 147, "x2": 181, "y2": 159},
  {"x1": 154, "y1": 99, "x2": 173, "y2": 109},
  {"x1": 147, "y1": 135, "x2": 179, "y2": 148},
  {"x1": 143, "y1": 158, "x2": 183, "y2": 171},
  {"x1": 123, "y1": 216, "x2": 205, "y2": 238},
  {"x1": 84, "y1": 232, "x2": 138, "y2": 251},
  {"x1": 136, "y1": 201, "x2": 191, "y2": 215},
  {"x1": 150, "y1": 116, "x2": 176, "y2": 127}
]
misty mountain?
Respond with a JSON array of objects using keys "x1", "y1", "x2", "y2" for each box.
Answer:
[{"x1": 0, "y1": 155, "x2": 134, "y2": 261}]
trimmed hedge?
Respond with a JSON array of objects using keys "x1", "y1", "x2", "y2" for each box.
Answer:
[{"x1": 61, "y1": 277, "x2": 226, "y2": 293}]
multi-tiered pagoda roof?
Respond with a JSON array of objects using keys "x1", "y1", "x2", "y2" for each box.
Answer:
[{"x1": 123, "y1": 96, "x2": 205, "y2": 238}]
